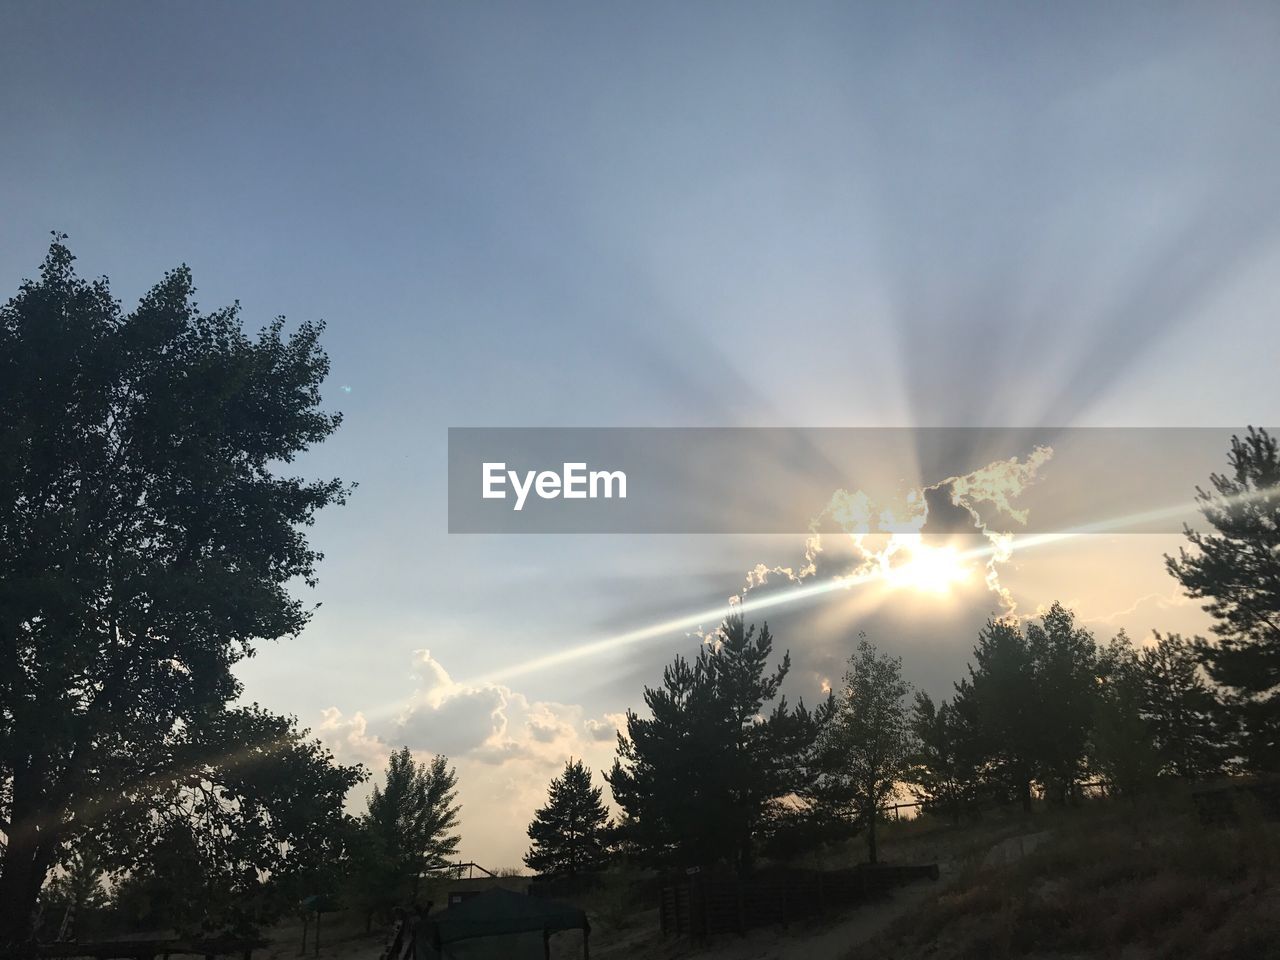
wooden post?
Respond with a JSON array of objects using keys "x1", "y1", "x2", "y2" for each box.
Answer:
[
  {"x1": 299, "y1": 914, "x2": 309, "y2": 956},
  {"x1": 543, "y1": 928, "x2": 551, "y2": 960},
  {"x1": 314, "y1": 911, "x2": 321, "y2": 957},
  {"x1": 583, "y1": 926, "x2": 590, "y2": 959}
]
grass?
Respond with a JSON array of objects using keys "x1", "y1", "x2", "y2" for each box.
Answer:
[{"x1": 857, "y1": 787, "x2": 1280, "y2": 960}]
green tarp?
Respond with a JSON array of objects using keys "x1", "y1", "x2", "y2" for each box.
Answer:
[{"x1": 415, "y1": 888, "x2": 588, "y2": 959}]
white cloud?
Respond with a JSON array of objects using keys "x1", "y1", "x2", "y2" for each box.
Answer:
[{"x1": 319, "y1": 650, "x2": 618, "y2": 869}]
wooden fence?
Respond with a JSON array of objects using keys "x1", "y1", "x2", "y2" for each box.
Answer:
[{"x1": 659, "y1": 863, "x2": 938, "y2": 938}]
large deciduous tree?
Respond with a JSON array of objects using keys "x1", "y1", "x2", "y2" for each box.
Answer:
[
  {"x1": 0, "y1": 237, "x2": 360, "y2": 941},
  {"x1": 524, "y1": 759, "x2": 612, "y2": 878},
  {"x1": 354, "y1": 747, "x2": 461, "y2": 923},
  {"x1": 1167, "y1": 427, "x2": 1280, "y2": 771}
]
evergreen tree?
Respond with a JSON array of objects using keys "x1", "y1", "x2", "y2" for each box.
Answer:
[
  {"x1": 954, "y1": 605, "x2": 1099, "y2": 809},
  {"x1": 1138, "y1": 633, "x2": 1226, "y2": 779},
  {"x1": 1093, "y1": 632, "x2": 1163, "y2": 795},
  {"x1": 814, "y1": 636, "x2": 917, "y2": 864},
  {"x1": 1093, "y1": 632, "x2": 1225, "y2": 789},
  {"x1": 953, "y1": 619, "x2": 1039, "y2": 811},
  {"x1": 1028, "y1": 604, "x2": 1099, "y2": 803},
  {"x1": 607, "y1": 615, "x2": 831, "y2": 872},
  {"x1": 524, "y1": 760, "x2": 612, "y2": 878},
  {"x1": 1167, "y1": 427, "x2": 1280, "y2": 771},
  {"x1": 909, "y1": 691, "x2": 981, "y2": 822}
]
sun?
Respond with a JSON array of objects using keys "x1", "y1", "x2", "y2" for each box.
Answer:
[{"x1": 877, "y1": 537, "x2": 973, "y2": 596}]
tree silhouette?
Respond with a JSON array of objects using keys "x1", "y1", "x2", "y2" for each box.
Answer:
[
  {"x1": 0, "y1": 237, "x2": 360, "y2": 941},
  {"x1": 814, "y1": 636, "x2": 916, "y2": 864},
  {"x1": 524, "y1": 759, "x2": 612, "y2": 878},
  {"x1": 357, "y1": 747, "x2": 461, "y2": 919},
  {"x1": 1093, "y1": 631, "x2": 1224, "y2": 791},
  {"x1": 1138, "y1": 633, "x2": 1227, "y2": 778},
  {"x1": 1093, "y1": 631, "x2": 1164, "y2": 795},
  {"x1": 1028, "y1": 604, "x2": 1099, "y2": 803},
  {"x1": 909, "y1": 691, "x2": 982, "y2": 823},
  {"x1": 952, "y1": 605, "x2": 1098, "y2": 810},
  {"x1": 607, "y1": 615, "x2": 831, "y2": 872},
  {"x1": 953, "y1": 619, "x2": 1040, "y2": 811},
  {"x1": 1167, "y1": 427, "x2": 1280, "y2": 771}
]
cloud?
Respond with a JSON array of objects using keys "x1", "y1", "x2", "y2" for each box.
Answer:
[
  {"x1": 736, "y1": 446, "x2": 1053, "y2": 614},
  {"x1": 584, "y1": 713, "x2": 626, "y2": 742},
  {"x1": 320, "y1": 649, "x2": 621, "y2": 868}
]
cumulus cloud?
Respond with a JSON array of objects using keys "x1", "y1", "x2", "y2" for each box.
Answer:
[
  {"x1": 584, "y1": 713, "x2": 627, "y2": 742},
  {"x1": 319, "y1": 649, "x2": 620, "y2": 868}
]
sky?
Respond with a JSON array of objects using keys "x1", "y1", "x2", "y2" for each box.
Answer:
[{"x1": 3, "y1": 1, "x2": 1280, "y2": 867}]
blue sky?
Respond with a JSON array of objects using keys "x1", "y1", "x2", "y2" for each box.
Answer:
[{"x1": 3, "y1": 0, "x2": 1279, "y2": 866}]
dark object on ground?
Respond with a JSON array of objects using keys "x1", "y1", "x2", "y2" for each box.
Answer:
[
  {"x1": 0, "y1": 937, "x2": 267, "y2": 959},
  {"x1": 660, "y1": 863, "x2": 940, "y2": 939},
  {"x1": 414, "y1": 888, "x2": 590, "y2": 959}
]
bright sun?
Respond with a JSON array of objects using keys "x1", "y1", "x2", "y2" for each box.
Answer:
[{"x1": 877, "y1": 538, "x2": 973, "y2": 596}]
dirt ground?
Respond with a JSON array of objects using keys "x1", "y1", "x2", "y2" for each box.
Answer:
[
  {"x1": 253, "y1": 816, "x2": 1027, "y2": 960},
  {"x1": 556, "y1": 873, "x2": 948, "y2": 960}
]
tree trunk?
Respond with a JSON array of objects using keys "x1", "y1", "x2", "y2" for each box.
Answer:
[
  {"x1": 1021, "y1": 778, "x2": 1033, "y2": 813},
  {"x1": 0, "y1": 821, "x2": 57, "y2": 944},
  {"x1": 867, "y1": 810, "x2": 878, "y2": 865}
]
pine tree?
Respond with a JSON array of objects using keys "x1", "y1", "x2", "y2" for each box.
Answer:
[
  {"x1": 607, "y1": 615, "x2": 831, "y2": 872},
  {"x1": 953, "y1": 619, "x2": 1039, "y2": 811},
  {"x1": 909, "y1": 691, "x2": 981, "y2": 822},
  {"x1": 1167, "y1": 427, "x2": 1280, "y2": 771},
  {"x1": 1138, "y1": 633, "x2": 1226, "y2": 779},
  {"x1": 1092, "y1": 631, "x2": 1163, "y2": 795},
  {"x1": 1028, "y1": 604, "x2": 1100, "y2": 803},
  {"x1": 524, "y1": 760, "x2": 612, "y2": 878}
]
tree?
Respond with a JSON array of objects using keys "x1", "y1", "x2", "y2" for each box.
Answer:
[
  {"x1": 954, "y1": 605, "x2": 1098, "y2": 810},
  {"x1": 1093, "y1": 631, "x2": 1226, "y2": 792},
  {"x1": 1027, "y1": 604, "x2": 1099, "y2": 803},
  {"x1": 357, "y1": 747, "x2": 461, "y2": 920},
  {"x1": 0, "y1": 237, "x2": 360, "y2": 941},
  {"x1": 1137, "y1": 633, "x2": 1226, "y2": 779},
  {"x1": 814, "y1": 636, "x2": 916, "y2": 864},
  {"x1": 908, "y1": 691, "x2": 981, "y2": 823},
  {"x1": 953, "y1": 619, "x2": 1039, "y2": 811},
  {"x1": 524, "y1": 759, "x2": 612, "y2": 878},
  {"x1": 1167, "y1": 427, "x2": 1280, "y2": 770},
  {"x1": 607, "y1": 615, "x2": 831, "y2": 873},
  {"x1": 36, "y1": 840, "x2": 109, "y2": 941},
  {"x1": 1092, "y1": 632, "x2": 1163, "y2": 796}
]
